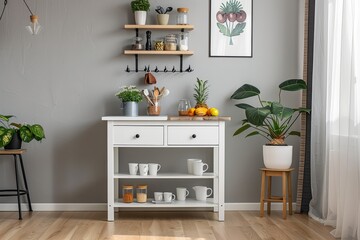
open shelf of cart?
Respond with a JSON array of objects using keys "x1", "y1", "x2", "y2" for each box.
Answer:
[{"x1": 114, "y1": 198, "x2": 216, "y2": 208}]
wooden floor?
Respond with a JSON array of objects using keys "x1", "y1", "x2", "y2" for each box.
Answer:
[{"x1": 0, "y1": 211, "x2": 335, "y2": 240}]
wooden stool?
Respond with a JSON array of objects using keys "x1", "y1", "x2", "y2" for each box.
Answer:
[
  {"x1": 0, "y1": 149, "x2": 32, "y2": 219},
  {"x1": 259, "y1": 168, "x2": 294, "y2": 219}
]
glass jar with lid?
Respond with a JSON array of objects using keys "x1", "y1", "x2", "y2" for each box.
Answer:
[
  {"x1": 177, "y1": 8, "x2": 189, "y2": 25},
  {"x1": 165, "y1": 34, "x2": 177, "y2": 51},
  {"x1": 136, "y1": 184, "x2": 147, "y2": 203},
  {"x1": 178, "y1": 32, "x2": 189, "y2": 51},
  {"x1": 122, "y1": 185, "x2": 134, "y2": 203}
]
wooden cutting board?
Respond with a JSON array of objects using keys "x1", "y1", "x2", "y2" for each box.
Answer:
[{"x1": 168, "y1": 116, "x2": 231, "y2": 121}]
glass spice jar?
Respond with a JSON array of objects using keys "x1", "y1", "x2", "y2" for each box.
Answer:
[
  {"x1": 136, "y1": 184, "x2": 147, "y2": 203},
  {"x1": 165, "y1": 34, "x2": 177, "y2": 51},
  {"x1": 122, "y1": 185, "x2": 134, "y2": 203},
  {"x1": 177, "y1": 8, "x2": 189, "y2": 25}
]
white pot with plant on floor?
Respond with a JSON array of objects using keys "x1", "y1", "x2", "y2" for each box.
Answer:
[
  {"x1": 230, "y1": 79, "x2": 311, "y2": 169},
  {"x1": 131, "y1": 0, "x2": 150, "y2": 25},
  {"x1": 115, "y1": 86, "x2": 143, "y2": 117}
]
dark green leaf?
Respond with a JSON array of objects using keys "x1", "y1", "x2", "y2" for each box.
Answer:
[
  {"x1": 271, "y1": 102, "x2": 294, "y2": 120},
  {"x1": 19, "y1": 126, "x2": 34, "y2": 143},
  {"x1": 217, "y1": 23, "x2": 230, "y2": 37},
  {"x1": 295, "y1": 108, "x2": 311, "y2": 114},
  {"x1": 288, "y1": 131, "x2": 301, "y2": 136},
  {"x1": 279, "y1": 79, "x2": 307, "y2": 91},
  {"x1": 231, "y1": 22, "x2": 246, "y2": 36},
  {"x1": 245, "y1": 107, "x2": 271, "y2": 126},
  {"x1": 0, "y1": 126, "x2": 6, "y2": 136},
  {"x1": 30, "y1": 124, "x2": 45, "y2": 141},
  {"x1": 0, "y1": 115, "x2": 13, "y2": 122},
  {"x1": 233, "y1": 124, "x2": 251, "y2": 136},
  {"x1": 231, "y1": 84, "x2": 260, "y2": 100},
  {"x1": 245, "y1": 131, "x2": 260, "y2": 138},
  {"x1": 235, "y1": 103, "x2": 254, "y2": 109},
  {"x1": 241, "y1": 119, "x2": 249, "y2": 124}
]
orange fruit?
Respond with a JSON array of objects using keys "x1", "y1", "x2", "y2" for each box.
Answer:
[
  {"x1": 188, "y1": 108, "x2": 196, "y2": 116},
  {"x1": 195, "y1": 107, "x2": 208, "y2": 116}
]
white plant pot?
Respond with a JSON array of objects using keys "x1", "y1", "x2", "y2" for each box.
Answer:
[
  {"x1": 134, "y1": 11, "x2": 147, "y2": 25},
  {"x1": 263, "y1": 145, "x2": 293, "y2": 169}
]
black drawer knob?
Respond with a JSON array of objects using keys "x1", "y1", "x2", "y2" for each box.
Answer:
[
  {"x1": 192, "y1": 134, "x2": 197, "y2": 139},
  {"x1": 135, "y1": 134, "x2": 140, "y2": 138}
]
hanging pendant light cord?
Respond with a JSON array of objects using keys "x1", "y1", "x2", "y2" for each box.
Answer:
[
  {"x1": 0, "y1": 0, "x2": 8, "y2": 22},
  {"x1": 22, "y1": 0, "x2": 33, "y2": 15}
]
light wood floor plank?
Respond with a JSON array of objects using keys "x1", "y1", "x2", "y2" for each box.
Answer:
[{"x1": 0, "y1": 211, "x2": 335, "y2": 240}]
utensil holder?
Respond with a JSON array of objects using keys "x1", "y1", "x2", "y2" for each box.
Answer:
[{"x1": 147, "y1": 99, "x2": 161, "y2": 116}]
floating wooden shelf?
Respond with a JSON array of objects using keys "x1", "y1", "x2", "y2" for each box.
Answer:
[
  {"x1": 124, "y1": 24, "x2": 194, "y2": 30},
  {"x1": 124, "y1": 50, "x2": 194, "y2": 55}
]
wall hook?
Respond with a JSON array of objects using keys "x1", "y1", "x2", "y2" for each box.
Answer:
[
  {"x1": 154, "y1": 66, "x2": 159, "y2": 73},
  {"x1": 144, "y1": 66, "x2": 147, "y2": 72},
  {"x1": 126, "y1": 66, "x2": 130, "y2": 72},
  {"x1": 186, "y1": 65, "x2": 194, "y2": 72},
  {"x1": 147, "y1": 65, "x2": 151, "y2": 72},
  {"x1": 172, "y1": 66, "x2": 176, "y2": 73},
  {"x1": 164, "y1": 66, "x2": 168, "y2": 72}
]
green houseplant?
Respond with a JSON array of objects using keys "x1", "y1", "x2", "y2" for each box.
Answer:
[
  {"x1": 230, "y1": 79, "x2": 310, "y2": 169},
  {"x1": 0, "y1": 114, "x2": 45, "y2": 149},
  {"x1": 116, "y1": 86, "x2": 143, "y2": 116},
  {"x1": 131, "y1": 0, "x2": 150, "y2": 25}
]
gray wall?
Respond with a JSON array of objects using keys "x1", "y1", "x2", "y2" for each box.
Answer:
[{"x1": 0, "y1": 0, "x2": 302, "y2": 204}]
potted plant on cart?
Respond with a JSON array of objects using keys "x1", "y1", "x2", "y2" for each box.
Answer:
[
  {"x1": 230, "y1": 79, "x2": 310, "y2": 169},
  {"x1": 116, "y1": 85, "x2": 143, "y2": 117},
  {"x1": 0, "y1": 114, "x2": 45, "y2": 149},
  {"x1": 131, "y1": 0, "x2": 150, "y2": 25}
]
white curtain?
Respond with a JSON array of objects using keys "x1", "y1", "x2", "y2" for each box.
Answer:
[{"x1": 309, "y1": 0, "x2": 360, "y2": 239}]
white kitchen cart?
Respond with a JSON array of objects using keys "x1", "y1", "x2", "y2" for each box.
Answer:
[{"x1": 102, "y1": 116, "x2": 230, "y2": 221}]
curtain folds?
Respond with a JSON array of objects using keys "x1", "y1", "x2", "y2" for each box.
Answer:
[{"x1": 309, "y1": 0, "x2": 360, "y2": 239}]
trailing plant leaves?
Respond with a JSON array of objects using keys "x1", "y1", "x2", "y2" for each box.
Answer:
[
  {"x1": 20, "y1": 126, "x2": 34, "y2": 143},
  {"x1": 233, "y1": 124, "x2": 250, "y2": 136},
  {"x1": 217, "y1": 23, "x2": 230, "y2": 37},
  {"x1": 235, "y1": 103, "x2": 254, "y2": 109},
  {"x1": 245, "y1": 107, "x2": 271, "y2": 126},
  {"x1": 30, "y1": 124, "x2": 45, "y2": 140},
  {"x1": 231, "y1": 84, "x2": 260, "y2": 100},
  {"x1": 271, "y1": 102, "x2": 294, "y2": 120},
  {"x1": 279, "y1": 79, "x2": 307, "y2": 91},
  {"x1": 288, "y1": 131, "x2": 301, "y2": 136},
  {"x1": 245, "y1": 131, "x2": 260, "y2": 138},
  {"x1": 0, "y1": 126, "x2": 6, "y2": 136},
  {"x1": 231, "y1": 22, "x2": 246, "y2": 36}
]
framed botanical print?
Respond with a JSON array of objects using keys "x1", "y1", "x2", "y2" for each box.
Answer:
[{"x1": 210, "y1": 0, "x2": 253, "y2": 57}]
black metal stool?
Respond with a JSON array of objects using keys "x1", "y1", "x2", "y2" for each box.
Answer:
[{"x1": 0, "y1": 149, "x2": 32, "y2": 219}]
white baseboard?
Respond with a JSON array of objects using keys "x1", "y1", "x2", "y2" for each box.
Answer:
[{"x1": 0, "y1": 202, "x2": 296, "y2": 212}]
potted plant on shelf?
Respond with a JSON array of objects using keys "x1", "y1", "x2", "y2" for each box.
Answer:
[
  {"x1": 131, "y1": 0, "x2": 150, "y2": 25},
  {"x1": 155, "y1": 6, "x2": 173, "y2": 25},
  {"x1": 116, "y1": 86, "x2": 143, "y2": 117},
  {"x1": 230, "y1": 79, "x2": 310, "y2": 169},
  {"x1": 0, "y1": 114, "x2": 45, "y2": 149}
]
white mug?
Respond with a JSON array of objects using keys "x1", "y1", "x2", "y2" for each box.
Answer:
[
  {"x1": 176, "y1": 187, "x2": 189, "y2": 201},
  {"x1": 163, "y1": 192, "x2": 176, "y2": 203},
  {"x1": 193, "y1": 186, "x2": 213, "y2": 201},
  {"x1": 154, "y1": 192, "x2": 163, "y2": 201},
  {"x1": 187, "y1": 159, "x2": 202, "y2": 174},
  {"x1": 128, "y1": 163, "x2": 138, "y2": 175},
  {"x1": 139, "y1": 163, "x2": 149, "y2": 176},
  {"x1": 148, "y1": 163, "x2": 161, "y2": 176},
  {"x1": 193, "y1": 162, "x2": 209, "y2": 176}
]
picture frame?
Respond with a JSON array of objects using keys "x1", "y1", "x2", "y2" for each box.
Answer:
[{"x1": 209, "y1": 0, "x2": 253, "y2": 57}]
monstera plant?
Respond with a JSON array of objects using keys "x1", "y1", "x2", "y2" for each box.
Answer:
[
  {"x1": 230, "y1": 79, "x2": 310, "y2": 169},
  {"x1": 0, "y1": 114, "x2": 45, "y2": 149}
]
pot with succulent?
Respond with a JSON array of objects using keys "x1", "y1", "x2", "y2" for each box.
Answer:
[
  {"x1": 230, "y1": 79, "x2": 310, "y2": 169},
  {"x1": 116, "y1": 86, "x2": 143, "y2": 117},
  {"x1": 0, "y1": 114, "x2": 45, "y2": 149},
  {"x1": 131, "y1": 0, "x2": 150, "y2": 25},
  {"x1": 155, "y1": 6, "x2": 173, "y2": 25}
]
